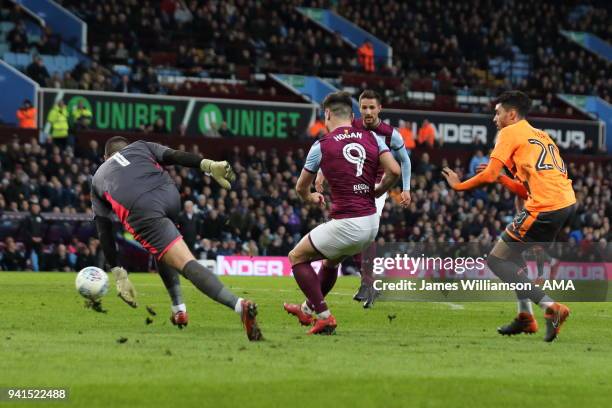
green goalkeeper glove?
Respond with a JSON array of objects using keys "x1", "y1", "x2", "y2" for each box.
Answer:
[
  {"x1": 111, "y1": 266, "x2": 137, "y2": 308},
  {"x1": 200, "y1": 159, "x2": 236, "y2": 189}
]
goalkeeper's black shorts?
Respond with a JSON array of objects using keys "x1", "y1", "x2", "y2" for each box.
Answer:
[{"x1": 124, "y1": 183, "x2": 183, "y2": 260}]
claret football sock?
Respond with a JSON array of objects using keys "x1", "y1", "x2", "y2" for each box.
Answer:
[
  {"x1": 306, "y1": 264, "x2": 338, "y2": 310},
  {"x1": 292, "y1": 262, "x2": 328, "y2": 313},
  {"x1": 319, "y1": 264, "x2": 339, "y2": 295}
]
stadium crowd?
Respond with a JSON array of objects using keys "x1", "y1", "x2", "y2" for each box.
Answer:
[
  {"x1": 0, "y1": 136, "x2": 609, "y2": 271},
  {"x1": 2, "y1": 0, "x2": 608, "y2": 113},
  {"x1": 336, "y1": 0, "x2": 611, "y2": 110}
]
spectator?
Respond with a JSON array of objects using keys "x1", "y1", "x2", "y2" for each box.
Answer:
[
  {"x1": 174, "y1": 1, "x2": 193, "y2": 26},
  {"x1": 398, "y1": 120, "x2": 415, "y2": 150},
  {"x1": 46, "y1": 73, "x2": 63, "y2": 89},
  {"x1": 71, "y1": 101, "x2": 93, "y2": 130},
  {"x1": 6, "y1": 21, "x2": 28, "y2": 53},
  {"x1": 201, "y1": 209, "x2": 224, "y2": 240},
  {"x1": 115, "y1": 75, "x2": 134, "y2": 93},
  {"x1": 16, "y1": 99, "x2": 36, "y2": 129},
  {"x1": 417, "y1": 119, "x2": 436, "y2": 148},
  {"x1": 114, "y1": 42, "x2": 129, "y2": 64},
  {"x1": 206, "y1": 123, "x2": 221, "y2": 138},
  {"x1": 218, "y1": 122, "x2": 235, "y2": 138},
  {"x1": 195, "y1": 238, "x2": 216, "y2": 260},
  {"x1": 81, "y1": 140, "x2": 100, "y2": 163},
  {"x1": 75, "y1": 245, "x2": 97, "y2": 271},
  {"x1": 178, "y1": 200, "x2": 202, "y2": 252},
  {"x1": 47, "y1": 100, "x2": 70, "y2": 148},
  {"x1": 19, "y1": 197, "x2": 45, "y2": 271},
  {"x1": 468, "y1": 150, "x2": 489, "y2": 177},
  {"x1": 152, "y1": 117, "x2": 168, "y2": 133},
  {"x1": 34, "y1": 34, "x2": 55, "y2": 55},
  {"x1": 62, "y1": 72, "x2": 79, "y2": 89},
  {"x1": 0, "y1": 237, "x2": 27, "y2": 271},
  {"x1": 308, "y1": 117, "x2": 326, "y2": 139},
  {"x1": 26, "y1": 56, "x2": 50, "y2": 86},
  {"x1": 43, "y1": 27, "x2": 62, "y2": 55},
  {"x1": 357, "y1": 40, "x2": 375, "y2": 72},
  {"x1": 143, "y1": 67, "x2": 160, "y2": 94},
  {"x1": 45, "y1": 244, "x2": 72, "y2": 272}
]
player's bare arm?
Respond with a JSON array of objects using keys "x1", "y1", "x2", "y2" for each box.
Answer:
[
  {"x1": 315, "y1": 169, "x2": 327, "y2": 193},
  {"x1": 394, "y1": 146, "x2": 412, "y2": 207},
  {"x1": 296, "y1": 169, "x2": 325, "y2": 207},
  {"x1": 374, "y1": 152, "x2": 400, "y2": 197}
]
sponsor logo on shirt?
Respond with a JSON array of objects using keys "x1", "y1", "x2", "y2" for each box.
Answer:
[{"x1": 353, "y1": 183, "x2": 370, "y2": 193}]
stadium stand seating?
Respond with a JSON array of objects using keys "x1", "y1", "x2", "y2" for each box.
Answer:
[
  {"x1": 1, "y1": 0, "x2": 609, "y2": 113},
  {"x1": 335, "y1": 0, "x2": 611, "y2": 111}
]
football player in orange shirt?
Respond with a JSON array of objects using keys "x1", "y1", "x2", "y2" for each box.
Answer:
[{"x1": 442, "y1": 91, "x2": 576, "y2": 342}]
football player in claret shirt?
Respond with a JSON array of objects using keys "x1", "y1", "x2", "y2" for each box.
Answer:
[
  {"x1": 316, "y1": 90, "x2": 412, "y2": 308},
  {"x1": 283, "y1": 91, "x2": 400, "y2": 334},
  {"x1": 442, "y1": 91, "x2": 576, "y2": 342},
  {"x1": 91, "y1": 136, "x2": 262, "y2": 341}
]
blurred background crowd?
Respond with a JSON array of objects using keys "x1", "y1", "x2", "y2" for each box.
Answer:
[
  {"x1": 0, "y1": 136, "x2": 609, "y2": 271},
  {"x1": 1, "y1": 0, "x2": 609, "y2": 114}
]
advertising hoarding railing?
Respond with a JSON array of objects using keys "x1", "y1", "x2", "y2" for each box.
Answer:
[
  {"x1": 39, "y1": 89, "x2": 318, "y2": 140},
  {"x1": 382, "y1": 108, "x2": 605, "y2": 150},
  {"x1": 38, "y1": 88, "x2": 604, "y2": 150}
]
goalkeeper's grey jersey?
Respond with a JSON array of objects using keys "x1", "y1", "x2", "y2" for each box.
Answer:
[{"x1": 91, "y1": 140, "x2": 174, "y2": 221}]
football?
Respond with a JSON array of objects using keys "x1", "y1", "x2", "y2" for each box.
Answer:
[{"x1": 75, "y1": 267, "x2": 109, "y2": 300}]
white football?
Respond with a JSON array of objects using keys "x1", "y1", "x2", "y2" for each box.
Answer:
[{"x1": 75, "y1": 267, "x2": 109, "y2": 300}]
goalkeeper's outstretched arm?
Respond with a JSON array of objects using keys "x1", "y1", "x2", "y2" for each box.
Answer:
[{"x1": 160, "y1": 149, "x2": 236, "y2": 189}]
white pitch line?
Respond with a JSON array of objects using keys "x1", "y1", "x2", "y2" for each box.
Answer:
[{"x1": 434, "y1": 302, "x2": 465, "y2": 310}]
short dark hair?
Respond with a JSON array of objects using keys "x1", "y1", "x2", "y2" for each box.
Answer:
[
  {"x1": 358, "y1": 89, "x2": 382, "y2": 104},
  {"x1": 322, "y1": 91, "x2": 353, "y2": 119},
  {"x1": 104, "y1": 136, "x2": 129, "y2": 156},
  {"x1": 497, "y1": 91, "x2": 531, "y2": 117}
]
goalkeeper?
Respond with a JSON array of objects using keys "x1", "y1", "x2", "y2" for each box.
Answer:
[{"x1": 91, "y1": 136, "x2": 262, "y2": 341}]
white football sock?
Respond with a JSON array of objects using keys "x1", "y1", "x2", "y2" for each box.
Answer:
[
  {"x1": 539, "y1": 295, "x2": 555, "y2": 310},
  {"x1": 234, "y1": 298, "x2": 243, "y2": 314},
  {"x1": 317, "y1": 310, "x2": 331, "y2": 319},
  {"x1": 301, "y1": 301, "x2": 314, "y2": 315},
  {"x1": 517, "y1": 299, "x2": 533, "y2": 314},
  {"x1": 171, "y1": 303, "x2": 186, "y2": 314}
]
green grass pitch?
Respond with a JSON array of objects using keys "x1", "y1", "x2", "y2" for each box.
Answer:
[{"x1": 1, "y1": 272, "x2": 612, "y2": 408}]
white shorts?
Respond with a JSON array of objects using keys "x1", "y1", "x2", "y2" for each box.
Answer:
[
  {"x1": 375, "y1": 192, "x2": 387, "y2": 216},
  {"x1": 309, "y1": 213, "x2": 380, "y2": 261}
]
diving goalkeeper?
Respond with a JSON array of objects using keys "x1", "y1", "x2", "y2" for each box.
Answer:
[{"x1": 91, "y1": 136, "x2": 262, "y2": 341}]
